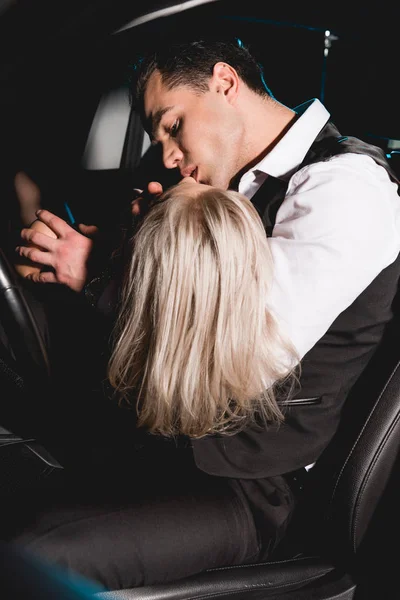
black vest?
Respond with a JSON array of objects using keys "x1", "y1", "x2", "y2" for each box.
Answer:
[{"x1": 192, "y1": 122, "x2": 400, "y2": 479}]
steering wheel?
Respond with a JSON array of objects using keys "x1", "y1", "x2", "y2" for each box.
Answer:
[{"x1": 0, "y1": 247, "x2": 51, "y2": 387}]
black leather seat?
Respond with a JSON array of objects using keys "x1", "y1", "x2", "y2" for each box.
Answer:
[{"x1": 95, "y1": 303, "x2": 400, "y2": 599}]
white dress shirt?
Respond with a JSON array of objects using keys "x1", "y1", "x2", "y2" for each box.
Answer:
[{"x1": 238, "y1": 98, "x2": 400, "y2": 363}]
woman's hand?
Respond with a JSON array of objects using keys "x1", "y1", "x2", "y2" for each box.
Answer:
[
  {"x1": 14, "y1": 218, "x2": 57, "y2": 280},
  {"x1": 131, "y1": 181, "x2": 164, "y2": 217}
]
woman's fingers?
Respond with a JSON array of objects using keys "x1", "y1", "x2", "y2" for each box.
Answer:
[
  {"x1": 15, "y1": 244, "x2": 54, "y2": 267},
  {"x1": 19, "y1": 228, "x2": 58, "y2": 252},
  {"x1": 148, "y1": 181, "x2": 163, "y2": 196},
  {"x1": 34, "y1": 209, "x2": 75, "y2": 238},
  {"x1": 78, "y1": 223, "x2": 99, "y2": 238},
  {"x1": 131, "y1": 182, "x2": 164, "y2": 216},
  {"x1": 26, "y1": 270, "x2": 58, "y2": 284}
]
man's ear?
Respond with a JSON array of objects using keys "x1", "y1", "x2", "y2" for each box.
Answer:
[{"x1": 211, "y1": 62, "x2": 239, "y2": 103}]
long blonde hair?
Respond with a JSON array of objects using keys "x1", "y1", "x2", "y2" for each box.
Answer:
[{"x1": 108, "y1": 184, "x2": 298, "y2": 438}]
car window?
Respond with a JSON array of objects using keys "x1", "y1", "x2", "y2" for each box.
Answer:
[{"x1": 82, "y1": 87, "x2": 131, "y2": 171}]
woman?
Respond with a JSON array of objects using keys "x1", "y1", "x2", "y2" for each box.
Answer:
[
  {"x1": 109, "y1": 176, "x2": 297, "y2": 438},
  {"x1": 9, "y1": 177, "x2": 299, "y2": 591}
]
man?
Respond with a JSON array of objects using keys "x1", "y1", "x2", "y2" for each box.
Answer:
[{"x1": 12, "y1": 38, "x2": 400, "y2": 589}]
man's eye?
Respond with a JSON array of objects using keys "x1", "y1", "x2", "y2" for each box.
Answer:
[{"x1": 170, "y1": 120, "x2": 180, "y2": 137}]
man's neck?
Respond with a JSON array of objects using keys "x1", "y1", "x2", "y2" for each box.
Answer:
[
  {"x1": 234, "y1": 91, "x2": 297, "y2": 181},
  {"x1": 232, "y1": 96, "x2": 297, "y2": 187}
]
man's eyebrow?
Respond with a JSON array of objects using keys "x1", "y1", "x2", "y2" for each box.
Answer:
[{"x1": 150, "y1": 106, "x2": 175, "y2": 139}]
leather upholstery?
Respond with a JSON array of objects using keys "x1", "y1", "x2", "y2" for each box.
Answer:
[{"x1": 96, "y1": 557, "x2": 335, "y2": 600}]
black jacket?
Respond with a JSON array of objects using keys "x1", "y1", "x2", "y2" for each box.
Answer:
[{"x1": 192, "y1": 122, "x2": 400, "y2": 478}]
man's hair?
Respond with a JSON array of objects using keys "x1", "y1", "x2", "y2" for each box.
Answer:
[
  {"x1": 131, "y1": 38, "x2": 274, "y2": 117},
  {"x1": 108, "y1": 184, "x2": 298, "y2": 438}
]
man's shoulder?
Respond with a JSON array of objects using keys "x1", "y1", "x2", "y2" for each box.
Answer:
[
  {"x1": 290, "y1": 152, "x2": 393, "y2": 193},
  {"x1": 297, "y1": 123, "x2": 398, "y2": 188},
  {"x1": 277, "y1": 152, "x2": 398, "y2": 229}
]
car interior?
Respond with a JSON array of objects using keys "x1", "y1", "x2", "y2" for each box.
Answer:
[{"x1": 1, "y1": 1, "x2": 400, "y2": 598}]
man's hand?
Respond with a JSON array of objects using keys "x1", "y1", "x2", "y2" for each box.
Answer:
[
  {"x1": 15, "y1": 210, "x2": 98, "y2": 293},
  {"x1": 131, "y1": 181, "x2": 164, "y2": 217}
]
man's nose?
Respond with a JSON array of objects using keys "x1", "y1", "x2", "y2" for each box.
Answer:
[{"x1": 163, "y1": 142, "x2": 183, "y2": 170}]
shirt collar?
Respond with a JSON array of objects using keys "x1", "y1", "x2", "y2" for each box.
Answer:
[{"x1": 240, "y1": 98, "x2": 330, "y2": 184}]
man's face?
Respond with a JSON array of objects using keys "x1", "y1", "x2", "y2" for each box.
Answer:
[{"x1": 143, "y1": 70, "x2": 244, "y2": 190}]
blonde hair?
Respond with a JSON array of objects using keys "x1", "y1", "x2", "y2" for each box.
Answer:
[{"x1": 108, "y1": 184, "x2": 298, "y2": 438}]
